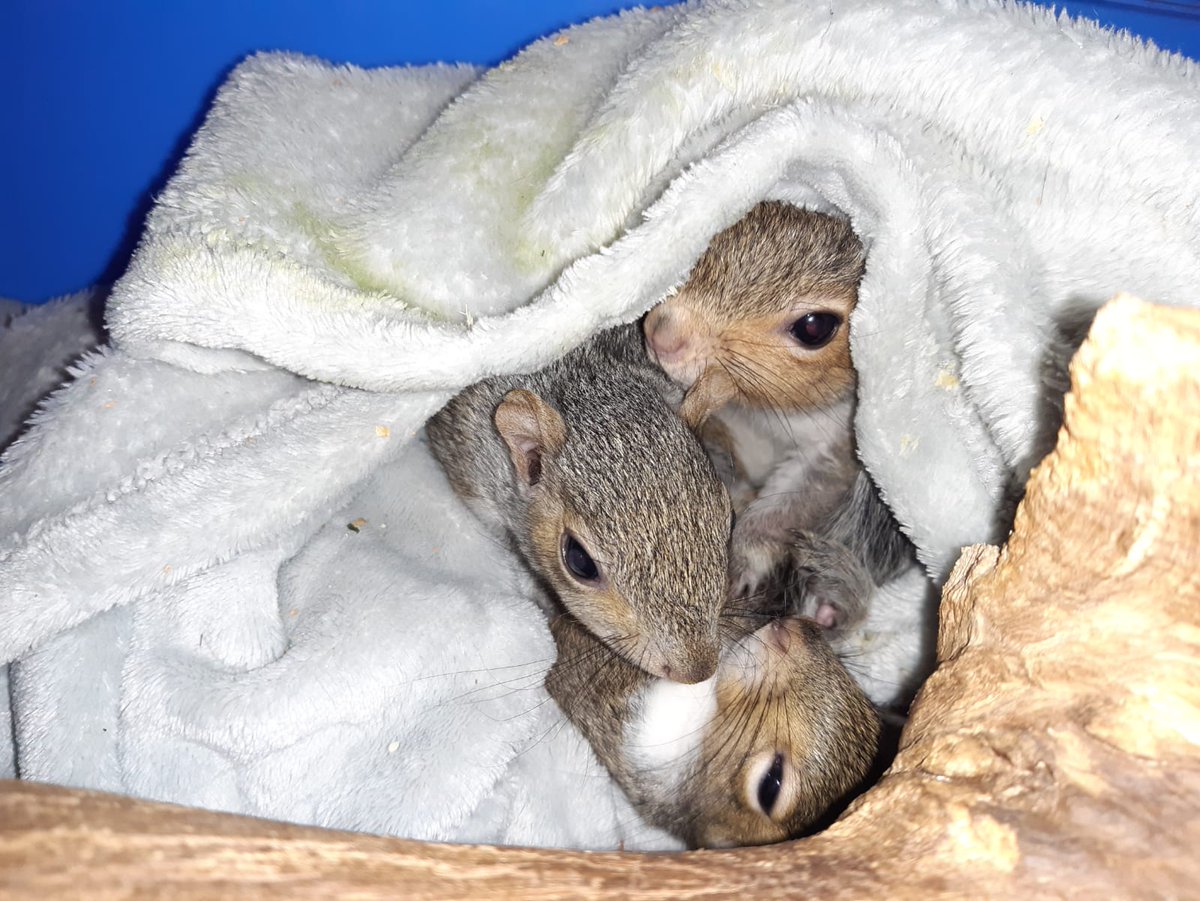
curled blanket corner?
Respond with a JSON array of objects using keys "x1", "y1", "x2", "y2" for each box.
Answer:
[{"x1": 1, "y1": 0, "x2": 1198, "y2": 851}]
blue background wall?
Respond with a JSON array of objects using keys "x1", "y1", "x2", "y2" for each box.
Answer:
[{"x1": 3, "y1": 0, "x2": 1198, "y2": 304}]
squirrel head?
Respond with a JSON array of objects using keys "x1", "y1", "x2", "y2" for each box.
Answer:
[
  {"x1": 495, "y1": 385, "x2": 730, "y2": 684},
  {"x1": 643, "y1": 202, "x2": 864, "y2": 429},
  {"x1": 625, "y1": 615, "x2": 879, "y2": 848}
]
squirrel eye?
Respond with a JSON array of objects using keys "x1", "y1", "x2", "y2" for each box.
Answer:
[
  {"x1": 789, "y1": 312, "x2": 840, "y2": 348},
  {"x1": 757, "y1": 753, "x2": 785, "y2": 816},
  {"x1": 562, "y1": 534, "x2": 601, "y2": 583}
]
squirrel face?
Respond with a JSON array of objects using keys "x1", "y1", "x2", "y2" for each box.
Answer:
[
  {"x1": 495, "y1": 386, "x2": 731, "y2": 684},
  {"x1": 643, "y1": 202, "x2": 864, "y2": 427},
  {"x1": 625, "y1": 616, "x2": 879, "y2": 847}
]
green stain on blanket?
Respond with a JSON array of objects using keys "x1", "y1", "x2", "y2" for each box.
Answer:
[
  {"x1": 290, "y1": 201, "x2": 450, "y2": 322},
  {"x1": 290, "y1": 202, "x2": 387, "y2": 293},
  {"x1": 453, "y1": 119, "x2": 585, "y2": 286},
  {"x1": 510, "y1": 143, "x2": 572, "y2": 277}
]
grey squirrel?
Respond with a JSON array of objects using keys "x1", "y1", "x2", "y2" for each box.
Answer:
[
  {"x1": 546, "y1": 609, "x2": 880, "y2": 848},
  {"x1": 643, "y1": 201, "x2": 915, "y2": 631},
  {"x1": 426, "y1": 323, "x2": 731, "y2": 684},
  {"x1": 428, "y1": 320, "x2": 883, "y2": 847}
]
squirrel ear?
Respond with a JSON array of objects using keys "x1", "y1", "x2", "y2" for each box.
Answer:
[{"x1": 494, "y1": 389, "x2": 567, "y2": 486}]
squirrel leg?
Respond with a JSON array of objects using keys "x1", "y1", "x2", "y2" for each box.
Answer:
[{"x1": 728, "y1": 520, "x2": 793, "y2": 611}]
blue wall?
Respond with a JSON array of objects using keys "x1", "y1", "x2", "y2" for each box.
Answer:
[{"x1": 2, "y1": 1, "x2": 1198, "y2": 304}]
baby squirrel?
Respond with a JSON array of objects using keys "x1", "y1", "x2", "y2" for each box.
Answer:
[
  {"x1": 643, "y1": 201, "x2": 914, "y2": 629},
  {"x1": 426, "y1": 323, "x2": 732, "y2": 684},
  {"x1": 546, "y1": 609, "x2": 880, "y2": 848}
]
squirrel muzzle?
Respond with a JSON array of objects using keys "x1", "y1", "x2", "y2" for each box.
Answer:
[{"x1": 647, "y1": 636, "x2": 720, "y2": 685}]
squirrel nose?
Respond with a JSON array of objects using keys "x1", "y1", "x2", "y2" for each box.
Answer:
[
  {"x1": 658, "y1": 643, "x2": 719, "y2": 685},
  {"x1": 644, "y1": 308, "x2": 689, "y2": 362}
]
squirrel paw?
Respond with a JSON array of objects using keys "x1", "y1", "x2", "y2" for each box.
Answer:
[
  {"x1": 794, "y1": 579, "x2": 864, "y2": 631},
  {"x1": 787, "y1": 532, "x2": 873, "y2": 633},
  {"x1": 729, "y1": 539, "x2": 790, "y2": 606}
]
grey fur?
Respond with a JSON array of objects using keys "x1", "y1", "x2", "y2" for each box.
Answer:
[
  {"x1": 426, "y1": 323, "x2": 732, "y2": 681},
  {"x1": 682, "y1": 201, "x2": 865, "y2": 314},
  {"x1": 784, "y1": 530, "x2": 874, "y2": 634},
  {"x1": 739, "y1": 472, "x2": 916, "y2": 639},
  {"x1": 821, "y1": 470, "x2": 917, "y2": 588}
]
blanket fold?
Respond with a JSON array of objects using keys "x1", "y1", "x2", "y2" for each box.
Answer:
[{"x1": 2, "y1": 0, "x2": 1198, "y2": 848}]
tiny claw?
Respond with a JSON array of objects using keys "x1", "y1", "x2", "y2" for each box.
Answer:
[{"x1": 680, "y1": 366, "x2": 737, "y2": 431}]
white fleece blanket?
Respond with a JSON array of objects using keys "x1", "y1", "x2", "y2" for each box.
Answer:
[{"x1": 2, "y1": 0, "x2": 1198, "y2": 847}]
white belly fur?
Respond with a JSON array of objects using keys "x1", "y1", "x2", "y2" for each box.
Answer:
[
  {"x1": 718, "y1": 400, "x2": 854, "y2": 489},
  {"x1": 625, "y1": 676, "x2": 719, "y2": 788}
]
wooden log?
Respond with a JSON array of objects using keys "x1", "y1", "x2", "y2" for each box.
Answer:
[{"x1": 2, "y1": 295, "x2": 1198, "y2": 899}]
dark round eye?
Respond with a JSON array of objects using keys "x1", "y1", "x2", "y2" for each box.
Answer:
[
  {"x1": 562, "y1": 534, "x2": 600, "y2": 582},
  {"x1": 789, "y1": 312, "x2": 841, "y2": 348},
  {"x1": 757, "y1": 753, "x2": 784, "y2": 816}
]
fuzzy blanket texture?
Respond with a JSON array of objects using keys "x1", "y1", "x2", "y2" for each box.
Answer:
[{"x1": 2, "y1": 0, "x2": 1198, "y2": 848}]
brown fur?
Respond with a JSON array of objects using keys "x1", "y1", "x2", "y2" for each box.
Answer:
[
  {"x1": 644, "y1": 200, "x2": 914, "y2": 613},
  {"x1": 546, "y1": 614, "x2": 880, "y2": 849},
  {"x1": 689, "y1": 618, "x2": 880, "y2": 847},
  {"x1": 645, "y1": 201, "x2": 864, "y2": 417},
  {"x1": 427, "y1": 323, "x2": 731, "y2": 684}
]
